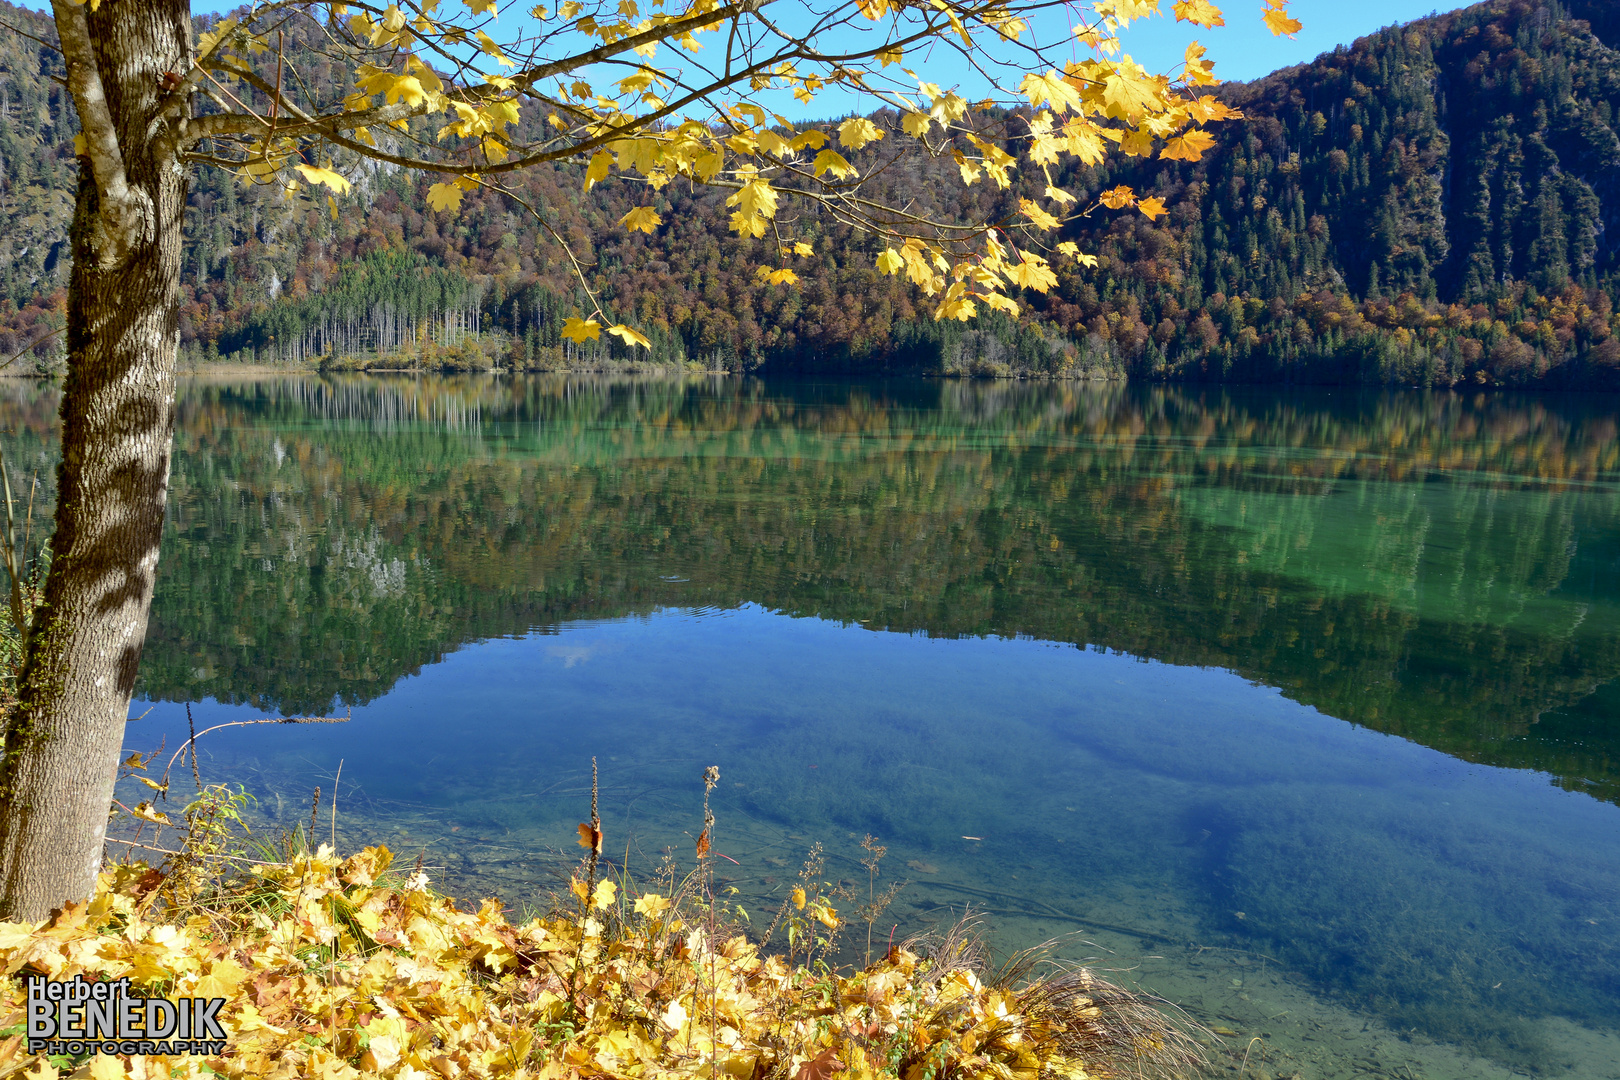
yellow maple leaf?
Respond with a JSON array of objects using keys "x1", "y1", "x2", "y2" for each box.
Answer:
[
  {"x1": 761, "y1": 268, "x2": 799, "y2": 285},
  {"x1": 1171, "y1": 0, "x2": 1224, "y2": 27},
  {"x1": 294, "y1": 164, "x2": 352, "y2": 193},
  {"x1": 1099, "y1": 184, "x2": 1136, "y2": 209},
  {"x1": 791, "y1": 886, "x2": 807, "y2": 910},
  {"x1": 812, "y1": 904, "x2": 840, "y2": 929},
  {"x1": 1045, "y1": 185, "x2": 1077, "y2": 205},
  {"x1": 792, "y1": 241, "x2": 814, "y2": 256},
  {"x1": 1019, "y1": 199, "x2": 1062, "y2": 231},
  {"x1": 634, "y1": 893, "x2": 671, "y2": 918},
  {"x1": 812, "y1": 149, "x2": 857, "y2": 179},
  {"x1": 562, "y1": 318, "x2": 601, "y2": 343},
  {"x1": 585, "y1": 149, "x2": 611, "y2": 190},
  {"x1": 193, "y1": 957, "x2": 249, "y2": 999},
  {"x1": 1187, "y1": 94, "x2": 1244, "y2": 122},
  {"x1": 728, "y1": 177, "x2": 779, "y2": 220},
  {"x1": 426, "y1": 182, "x2": 464, "y2": 212},
  {"x1": 1161, "y1": 128, "x2": 1216, "y2": 160},
  {"x1": 591, "y1": 879, "x2": 618, "y2": 909},
  {"x1": 1006, "y1": 253, "x2": 1058, "y2": 293},
  {"x1": 1019, "y1": 71, "x2": 1083, "y2": 114},
  {"x1": 607, "y1": 324, "x2": 652, "y2": 348},
  {"x1": 1137, "y1": 196, "x2": 1169, "y2": 219},
  {"x1": 87, "y1": 1053, "x2": 125, "y2": 1080},
  {"x1": 619, "y1": 206, "x2": 663, "y2": 233},
  {"x1": 475, "y1": 29, "x2": 515, "y2": 66},
  {"x1": 838, "y1": 117, "x2": 885, "y2": 149},
  {"x1": 980, "y1": 291, "x2": 1020, "y2": 316},
  {"x1": 130, "y1": 802, "x2": 172, "y2": 826},
  {"x1": 1262, "y1": 0, "x2": 1301, "y2": 37},
  {"x1": 1102, "y1": 66, "x2": 1165, "y2": 121},
  {"x1": 464, "y1": 0, "x2": 498, "y2": 13},
  {"x1": 1063, "y1": 119, "x2": 1108, "y2": 165},
  {"x1": 1119, "y1": 127, "x2": 1156, "y2": 157},
  {"x1": 1096, "y1": 0, "x2": 1161, "y2": 25}
]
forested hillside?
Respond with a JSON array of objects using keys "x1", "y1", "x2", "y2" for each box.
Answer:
[{"x1": 4, "y1": 0, "x2": 1620, "y2": 386}]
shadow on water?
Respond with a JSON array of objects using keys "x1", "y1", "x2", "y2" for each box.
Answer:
[{"x1": 4, "y1": 373, "x2": 1620, "y2": 1075}]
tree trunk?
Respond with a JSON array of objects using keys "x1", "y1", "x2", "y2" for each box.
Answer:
[{"x1": 0, "y1": 0, "x2": 189, "y2": 922}]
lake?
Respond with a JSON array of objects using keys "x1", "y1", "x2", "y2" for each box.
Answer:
[{"x1": 4, "y1": 375, "x2": 1618, "y2": 1080}]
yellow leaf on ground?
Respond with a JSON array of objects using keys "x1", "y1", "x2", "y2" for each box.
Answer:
[
  {"x1": 194, "y1": 957, "x2": 248, "y2": 999},
  {"x1": 87, "y1": 1053, "x2": 125, "y2": 1079},
  {"x1": 634, "y1": 893, "x2": 671, "y2": 918}
]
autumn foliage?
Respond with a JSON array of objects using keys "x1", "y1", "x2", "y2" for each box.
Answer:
[{"x1": 1, "y1": 839, "x2": 1205, "y2": 1080}]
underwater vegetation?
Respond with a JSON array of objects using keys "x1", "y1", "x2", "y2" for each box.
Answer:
[{"x1": 0, "y1": 772, "x2": 1212, "y2": 1080}]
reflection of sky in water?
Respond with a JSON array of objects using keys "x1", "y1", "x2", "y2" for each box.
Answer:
[{"x1": 134, "y1": 604, "x2": 1620, "y2": 1075}]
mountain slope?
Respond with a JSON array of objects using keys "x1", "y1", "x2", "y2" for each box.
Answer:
[{"x1": 3, "y1": 0, "x2": 1620, "y2": 387}]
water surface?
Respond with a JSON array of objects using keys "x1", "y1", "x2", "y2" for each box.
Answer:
[{"x1": 4, "y1": 375, "x2": 1618, "y2": 1079}]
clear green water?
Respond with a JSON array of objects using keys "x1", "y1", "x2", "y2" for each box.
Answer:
[{"x1": 4, "y1": 375, "x2": 1619, "y2": 1079}]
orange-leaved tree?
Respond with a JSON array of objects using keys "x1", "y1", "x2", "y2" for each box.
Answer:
[{"x1": 0, "y1": 0, "x2": 1297, "y2": 920}]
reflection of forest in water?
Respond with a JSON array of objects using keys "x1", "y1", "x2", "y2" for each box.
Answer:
[{"x1": 4, "y1": 375, "x2": 1617, "y2": 799}]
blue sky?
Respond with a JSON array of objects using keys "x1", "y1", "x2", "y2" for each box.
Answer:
[
  {"x1": 191, "y1": 0, "x2": 1440, "y2": 116},
  {"x1": 1119, "y1": 1, "x2": 1440, "y2": 82}
]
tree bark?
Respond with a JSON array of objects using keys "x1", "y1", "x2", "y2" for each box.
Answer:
[{"x1": 0, "y1": 0, "x2": 190, "y2": 921}]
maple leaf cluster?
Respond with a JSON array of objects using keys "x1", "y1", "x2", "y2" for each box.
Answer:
[
  {"x1": 179, "y1": 0, "x2": 1299, "y2": 336},
  {"x1": 0, "y1": 845, "x2": 1203, "y2": 1079}
]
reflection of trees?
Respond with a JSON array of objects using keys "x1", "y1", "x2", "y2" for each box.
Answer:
[{"x1": 6, "y1": 376, "x2": 1614, "y2": 800}]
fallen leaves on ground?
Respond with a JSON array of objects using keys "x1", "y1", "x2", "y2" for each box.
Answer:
[{"x1": 1, "y1": 846, "x2": 1199, "y2": 1079}]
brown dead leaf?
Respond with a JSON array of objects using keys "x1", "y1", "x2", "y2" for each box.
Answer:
[{"x1": 796, "y1": 1047, "x2": 845, "y2": 1080}]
